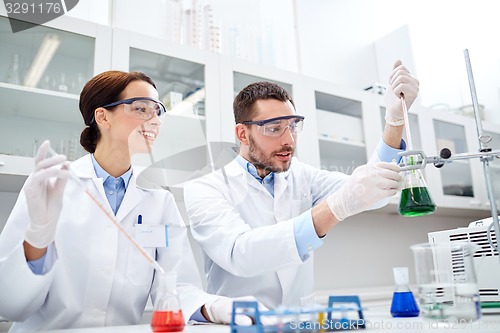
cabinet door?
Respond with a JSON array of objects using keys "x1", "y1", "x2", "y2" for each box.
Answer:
[
  {"x1": 113, "y1": 29, "x2": 220, "y2": 173},
  {"x1": 0, "y1": 15, "x2": 111, "y2": 192},
  {"x1": 218, "y1": 56, "x2": 306, "y2": 157},
  {"x1": 477, "y1": 123, "x2": 500, "y2": 209},
  {"x1": 304, "y1": 79, "x2": 372, "y2": 175},
  {"x1": 420, "y1": 110, "x2": 485, "y2": 210}
]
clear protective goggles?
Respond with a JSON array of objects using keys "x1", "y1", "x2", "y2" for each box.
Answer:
[
  {"x1": 98, "y1": 97, "x2": 166, "y2": 122},
  {"x1": 241, "y1": 115, "x2": 305, "y2": 137}
]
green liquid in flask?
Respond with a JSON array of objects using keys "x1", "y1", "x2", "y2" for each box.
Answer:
[{"x1": 399, "y1": 187, "x2": 436, "y2": 217}]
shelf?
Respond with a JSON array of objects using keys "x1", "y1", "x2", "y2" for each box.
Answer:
[
  {"x1": 318, "y1": 136, "x2": 365, "y2": 148},
  {"x1": 0, "y1": 82, "x2": 82, "y2": 124},
  {"x1": 318, "y1": 137, "x2": 367, "y2": 174}
]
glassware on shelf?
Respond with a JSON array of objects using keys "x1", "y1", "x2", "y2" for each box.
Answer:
[
  {"x1": 398, "y1": 156, "x2": 436, "y2": 217},
  {"x1": 151, "y1": 272, "x2": 185, "y2": 332},
  {"x1": 58, "y1": 73, "x2": 68, "y2": 92},
  {"x1": 390, "y1": 267, "x2": 419, "y2": 317},
  {"x1": 4, "y1": 53, "x2": 22, "y2": 85}
]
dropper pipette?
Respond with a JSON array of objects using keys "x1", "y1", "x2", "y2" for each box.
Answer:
[{"x1": 47, "y1": 146, "x2": 165, "y2": 274}]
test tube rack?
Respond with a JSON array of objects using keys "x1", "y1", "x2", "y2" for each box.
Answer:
[{"x1": 230, "y1": 295, "x2": 366, "y2": 333}]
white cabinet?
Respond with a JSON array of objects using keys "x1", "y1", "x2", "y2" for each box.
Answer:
[
  {"x1": 306, "y1": 80, "x2": 371, "y2": 174},
  {"x1": 0, "y1": 14, "x2": 112, "y2": 192},
  {"x1": 218, "y1": 56, "x2": 303, "y2": 145},
  {"x1": 418, "y1": 109, "x2": 487, "y2": 210},
  {"x1": 1, "y1": 12, "x2": 499, "y2": 217}
]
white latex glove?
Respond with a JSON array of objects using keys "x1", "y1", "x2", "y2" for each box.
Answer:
[
  {"x1": 384, "y1": 60, "x2": 420, "y2": 126},
  {"x1": 24, "y1": 140, "x2": 70, "y2": 249},
  {"x1": 326, "y1": 162, "x2": 402, "y2": 221},
  {"x1": 204, "y1": 296, "x2": 274, "y2": 326}
]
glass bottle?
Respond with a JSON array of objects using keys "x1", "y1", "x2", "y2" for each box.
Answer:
[
  {"x1": 390, "y1": 267, "x2": 419, "y2": 318},
  {"x1": 398, "y1": 156, "x2": 436, "y2": 217},
  {"x1": 151, "y1": 272, "x2": 185, "y2": 332},
  {"x1": 58, "y1": 73, "x2": 68, "y2": 92}
]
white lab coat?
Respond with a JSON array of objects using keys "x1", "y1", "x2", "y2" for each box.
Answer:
[
  {"x1": 0, "y1": 154, "x2": 218, "y2": 332},
  {"x1": 184, "y1": 154, "x2": 384, "y2": 309}
]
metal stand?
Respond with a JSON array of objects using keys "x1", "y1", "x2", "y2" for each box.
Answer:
[{"x1": 398, "y1": 49, "x2": 500, "y2": 259}]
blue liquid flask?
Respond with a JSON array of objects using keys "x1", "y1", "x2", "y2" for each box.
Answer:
[{"x1": 390, "y1": 267, "x2": 420, "y2": 317}]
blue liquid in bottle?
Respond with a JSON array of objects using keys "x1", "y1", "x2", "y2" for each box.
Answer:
[
  {"x1": 390, "y1": 291, "x2": 420, "y2": 317},
  {"x1": 390, "y1": 267, "x2": 419, "y2": 318}
]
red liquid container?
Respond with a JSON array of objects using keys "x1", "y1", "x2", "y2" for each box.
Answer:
[
  {"x1": 151, "y1": 310, "x2": 185, "y2": 332},
  {"x1": 151, "y1": 273, "x2": 185, "y2": 332}
]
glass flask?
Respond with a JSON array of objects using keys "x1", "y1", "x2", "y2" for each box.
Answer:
[
  {"x1": 151, "y1": 272, "x2": 185, "y2": 332},
  {"x1": 390, "y1": 267, "x2": 420, "y2": 318},
  {"x1": 398, "y1": 156, "x2": 436, "y2": 217}
]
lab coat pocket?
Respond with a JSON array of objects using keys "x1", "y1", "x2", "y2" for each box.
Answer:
[
  {"x1": 126, "y1": 246, "x2": 155, "y2": 287},
  {"x1": 292, "y1": 194, "x2": 312, "y2": 216}
]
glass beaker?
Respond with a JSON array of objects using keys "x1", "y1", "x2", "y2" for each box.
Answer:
[
  {"x1": 410, "y1": 242, "x2": 481, "y2": 322},
  {"x1": 398, "y1": 156, "x2": 436, "y2": 217},
  {"x1": 151, "y1": 272, "x2": 185, "y2": 332},
  {"x1": 390, "y1": 267, "x2": 419, "y2": 317}
]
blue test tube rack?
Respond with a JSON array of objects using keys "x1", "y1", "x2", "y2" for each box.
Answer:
[{"x1": 230, "y1": 295, "x2": 366, "y2": 333}]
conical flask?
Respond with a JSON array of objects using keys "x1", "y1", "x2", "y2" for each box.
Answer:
[
  {"x1": 151, "y1": 272, "x2": 185, "y2": 332},
  {"x1": 390, "y1": 267, "x2": 420, "y2": 317},
  {"x1": 398, "y1": 156, "x2": 436, "y2": 217}
]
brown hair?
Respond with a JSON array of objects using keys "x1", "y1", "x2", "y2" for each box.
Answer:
[
  {"x1": 233, "y1": 81, "x2": 295, "y2": 124},
  {"x1": 79, "y1": 71, "x2": 156, "y2": 153}
]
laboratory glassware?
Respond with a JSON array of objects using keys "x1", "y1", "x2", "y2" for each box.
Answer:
[
  {"x1": 151, "y1": 272, "x2": 185, "y2": 332},
  {"x1": 411, "y1": 242, "x2": 481, "y2": 321},
  {"x1": 4, "y1": 53, "x2": 22, "y2": 85},
  {"x1": 390, "y1": 267, "x2": 419, "y2": 317},
  {"x1": 398, "y1": 96, "x2": 436, "y2": 217},
  {"x1": 398, "y1": 155, "x2": 436, "y2": 217}
]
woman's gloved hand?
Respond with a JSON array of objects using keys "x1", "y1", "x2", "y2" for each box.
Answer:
[
  {"x1": 24, "y1": 140, "x2": 70, "y2": 249},
  {"x1": 326, "y1": 162, "x2": 402, "y2": 221},
  {"x1": 204, "y1": 296, "x2": 274, "y2": 326},
  {"x1": 384, "y1": 60, "x2": 419, "y2": 126}
]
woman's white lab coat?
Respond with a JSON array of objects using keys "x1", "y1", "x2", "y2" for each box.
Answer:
[
  {"x1": 0, "y1": 154, "x2": 217, "y2": 332},
  {"x1": 184, "y1": 155, "x2": 384, "y2": 309}
]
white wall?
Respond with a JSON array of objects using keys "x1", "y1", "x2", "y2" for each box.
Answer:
[{"x1": 314, "y1": 208, "x2": 489, "y2": 293}]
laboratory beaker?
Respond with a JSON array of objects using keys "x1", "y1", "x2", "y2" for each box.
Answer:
[
  {"x1": 410, "y1": 242, "x2": 481, "y2": 321},
  {"x1": 398, "y1": 157, "x2": 436, "y2": 217},
  {"x1": 151, "y1": 272, "x2": 185, "y2": 332}
]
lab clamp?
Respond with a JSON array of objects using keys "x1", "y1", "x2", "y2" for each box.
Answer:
[
  {"x1": 398, "y1": 49, "x2": 500, "y2": 261},
  {"x1": 230, "y1": 296, "x2": 366, "y2": 333}
]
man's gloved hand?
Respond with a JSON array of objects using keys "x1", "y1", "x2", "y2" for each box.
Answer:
[
  {"x1": 326, "y1": 162, "x2": 402, "y2": 221},
  {"x1": 385, "y1": 60, "x2": 420, "y2": 126},
  {"x1": 24, "y1": 140, "x2": 70, "y2": 249},
  {"x1": 204, "y1": 296, "x2": 274, "y2": 326}
]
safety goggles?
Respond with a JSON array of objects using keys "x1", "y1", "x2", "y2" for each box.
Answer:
[
  {"x1": 99, "y1": 97, "x2": 166, "y2": 122},
  {"x1": 241, "y1": 115, "x2": 305, "y2": 137}
]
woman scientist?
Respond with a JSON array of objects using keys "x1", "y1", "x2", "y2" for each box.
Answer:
[{"x1": 0, "y1": 71, "x2": 257, "y2": 332}]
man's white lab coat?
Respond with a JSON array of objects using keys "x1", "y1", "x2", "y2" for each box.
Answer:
[
  {"x1": 0, "y1": 154, "x2": 218, "y2": 332},
  {"x1": 184, "y1": 156, "x2": 358, "y2": 309}
]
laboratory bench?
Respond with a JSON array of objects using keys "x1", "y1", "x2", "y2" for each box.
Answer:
[{"x1": 27, "y1": 303, "x2": 500, "y2": 333}]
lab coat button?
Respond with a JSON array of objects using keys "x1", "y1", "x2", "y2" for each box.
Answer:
[{"x1": 307, "y1": 245, "x2": 313, "y2": 252}]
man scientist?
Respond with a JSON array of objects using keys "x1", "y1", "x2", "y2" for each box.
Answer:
[{"x1": 184, "y1": 61, "x2": 419, "y2": 309}]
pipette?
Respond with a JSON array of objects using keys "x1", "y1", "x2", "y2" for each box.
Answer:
[
  {"x1": 401, "y1": 95, "x2": 413, "y2": 151},
  {"x1": 47, "y1": 146, "x2": 165, "y2": 274}
]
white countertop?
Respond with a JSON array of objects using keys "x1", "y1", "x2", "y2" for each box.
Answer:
[{"x1": 33, "y1": 305, "x2": 500, "y2": 333}]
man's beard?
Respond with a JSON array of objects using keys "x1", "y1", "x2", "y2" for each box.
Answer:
[{"x1": 248, "y1": 135, "x2": 294, "y2": 174}]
